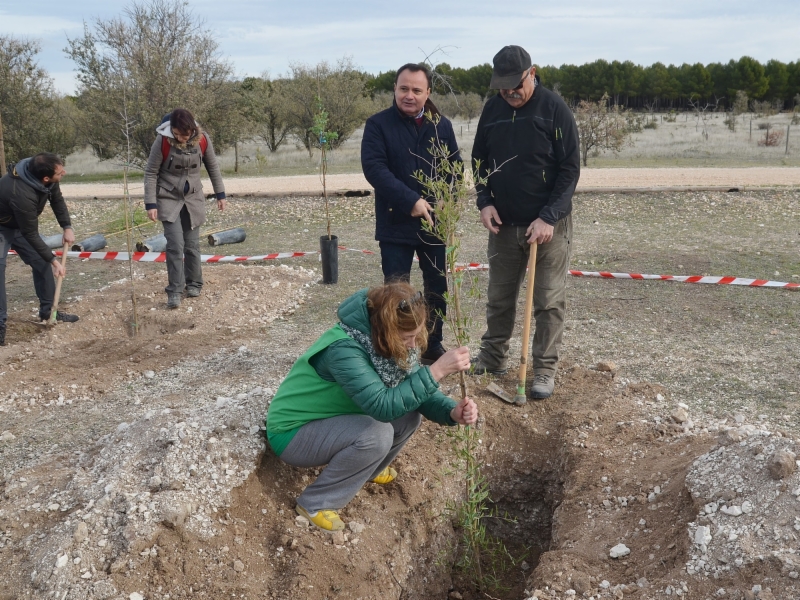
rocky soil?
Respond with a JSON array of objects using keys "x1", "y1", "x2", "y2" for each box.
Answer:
[{"x1": 1, "y1": 188, "x2": 798, "y2": 600}]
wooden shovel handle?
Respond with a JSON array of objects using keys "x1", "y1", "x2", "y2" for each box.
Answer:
[
  {"x1": 517, "y1": 243, "x2": 538, "y2": 393},
  {"x1": 49, "y1": 242, "x2": 69, "y2": 325}
]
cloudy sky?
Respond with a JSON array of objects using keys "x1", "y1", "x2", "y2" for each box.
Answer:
[{"x1": 2, "y1": 0, "x2": 798, "y2": 94}]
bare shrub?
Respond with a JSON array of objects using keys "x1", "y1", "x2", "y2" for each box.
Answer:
[
  {"x1": 430, "y1": 93, "x2": 460, "y2": 119},
  {"x1": 754, "y1": 120, "x2": 787, "y2": 147},
  {"x1": 573, "y1": 94, "x2": 633, "y2": 166},
  {"x1": 751, "y1": 100, "x2": 777, "y2": 117},
  {"x1": 0, "y1": 36, "x2": 78, "y2": 166},
  {"x1": 65, "y1": 0, "x2": 236, "y2": 165},
  {"x1": 282, "y1": 58, "x2": 373, "y2": 157}
]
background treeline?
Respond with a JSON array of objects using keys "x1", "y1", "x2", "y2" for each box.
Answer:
[
  {"x1": 370, "y1": 57, "x2": 800, "y2": 110},
  {"x1": 1, "y1": 0, "x2": 798, "y2": 172}
]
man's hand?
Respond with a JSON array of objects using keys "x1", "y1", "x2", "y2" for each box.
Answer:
[
  {"x1": 410, "y1": 198, "x2": 434, "y2": 227},
  {"x1": 479, "y1": 205, "x2": 503, "y2": 234},
  {"x1": 51, "y1": 259, "x2": 65, "y2": 279},
  {"x1": 147, "y1": 208, "x2": 158, "y2": 222},
  {"x1": 217, "y1": 199, "x2": 227, "y2": 212},
  {"x1": 428, "y1": 346, "x2": 471, "y2": 382},
  {"x1": 526, "y1": 218, "x2": 554, "y2": 244},
  {"x1": 62, "y1": 228, "x2": 75, "y2": 246},
  {"x1": 450, "y1": 397, "x2": 479, "y2": 426}
]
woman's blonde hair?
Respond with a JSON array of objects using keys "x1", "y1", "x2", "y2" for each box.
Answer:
[{"x1": 367, "y1": 282, "x2": 428, "y2": 366}]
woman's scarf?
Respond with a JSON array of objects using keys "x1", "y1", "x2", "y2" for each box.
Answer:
[{"x1": 339, "y1": 323, "x2": 418, "y2": 388}]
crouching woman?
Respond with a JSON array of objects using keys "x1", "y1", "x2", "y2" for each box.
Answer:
[{"x1": 266, "y1": 282, "x2": 477, "y2": 531}]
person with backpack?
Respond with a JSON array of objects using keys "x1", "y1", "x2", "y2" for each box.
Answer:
[{"x1": 144, "y1": 108, "x2": 226, "y2": 309}]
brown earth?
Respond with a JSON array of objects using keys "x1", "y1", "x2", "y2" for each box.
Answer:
[{"x1": 1, "y1": 189, "x2": 798, "y2": 600}]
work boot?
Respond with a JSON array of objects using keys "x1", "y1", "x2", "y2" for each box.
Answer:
[
  {"x1": 40, "y1": 311, "x2": 80, "y2": 323},
  {"x1": 185, "y1": 286, "x2": 201, "y2": 298},
  {"x1": 469, "y1": 357, "x2": 508, "y2": 376},
  {"x1": 0, "y1": 324, "x2": 5, "y2": 346},
  {"x1": 295, "y1": 505, "x2": 345, "y2": 532},
  {"x1": 419, "y1": 343, "x2": 446, "y2": 366},
  {"x1": 529, "y1": 373, "x2": 555, "y2": 399},
  {"x1": 370, "y1": 466, "x2": 397, "y2": 485},
  {"x1": 167, "y1": 293, "x2": 181, "y2": 309}
]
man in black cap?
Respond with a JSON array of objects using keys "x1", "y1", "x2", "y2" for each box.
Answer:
[
  {"x1": 0, "y1": 153, "x2": 79, "y2": 346},
  {"x1": 470, "y1": 45, "x2": 580, "y2": 399}
]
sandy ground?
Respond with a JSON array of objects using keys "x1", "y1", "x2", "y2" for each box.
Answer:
[
  {"x1": 2, "y1": 191, "x2": 799, "y2": 599},
  {"x1": 60, "y1": 167, "x2": 800, "y2": 199}
]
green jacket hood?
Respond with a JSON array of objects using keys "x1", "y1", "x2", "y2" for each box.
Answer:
[{"x1": 337, "y1": 288, "x2": 371, "y2": 335}]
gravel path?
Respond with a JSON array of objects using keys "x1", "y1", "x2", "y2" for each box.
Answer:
[{"x1": 61, "y1": 167, "x2": 800, "y2": 199}]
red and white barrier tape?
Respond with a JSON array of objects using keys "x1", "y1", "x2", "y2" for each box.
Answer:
[
  {"x1": 569, "y1": 270, "x2": 800, "y2": 289},
  {"x1": 10, "y1": 248, "x2": 797, "y2": 289}
]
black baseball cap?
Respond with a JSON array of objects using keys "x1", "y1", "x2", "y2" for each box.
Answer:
[{"x1": 490, "y1": 45, "x2": 532, "y2": 89}]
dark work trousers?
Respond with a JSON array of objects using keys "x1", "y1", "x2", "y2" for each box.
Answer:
[
  {"x1": 477, "y1": 215, "x2": 572, "y2": 375},
  {"x1": 0, "y1": 225, "x2": 56, "y2": 325},
  {"x1": 379, "y1": 234, "x2": 447, "y2": 347},
  {"x1": 162, "y1": 205, "x2": 202, "y2": 295}
]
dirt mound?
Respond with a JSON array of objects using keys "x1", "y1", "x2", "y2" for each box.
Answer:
[
  {"x1": 3, "y1": 344, "x2": 799, "y2": 599},
  {"x1": 2, "y1": 251, "x2": 799, "y2": 599}
]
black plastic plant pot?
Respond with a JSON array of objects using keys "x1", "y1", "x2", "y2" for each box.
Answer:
[{"x1": 320, "y1": 234, "x2": 339, "y2": 284}]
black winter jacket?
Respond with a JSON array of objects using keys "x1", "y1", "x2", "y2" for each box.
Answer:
[
  {"x1": 361, "y1": 102, "x2": 461, "y2": 244},
  {"x1": 472, "y1": 78, "x2": 580, "y2": 226},
  {"x1": 0, "y1": 158, "x2": 72, "y2": 263}
]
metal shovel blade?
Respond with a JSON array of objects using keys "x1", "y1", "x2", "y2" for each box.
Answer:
[{"x1": 486, "y1": 382, "x2": 516, "y2": 404}]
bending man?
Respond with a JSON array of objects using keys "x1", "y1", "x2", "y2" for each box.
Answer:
[{"x1": 0, "y1": 153, "x2": 79, "y2": 346}]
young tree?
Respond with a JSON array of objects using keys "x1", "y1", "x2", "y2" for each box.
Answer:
[
  {"x1": 688, "y1": 94, "x2": 721, "y2": 140},
  {"x1": 240, "y1": 76, "x2": 291, "y2": 153},
  {"x1": 460, "y1": 93, "x2": 484, "y2": 126},
  {"x1": 282, "y1": 58, "x2": 372, "y2": 156},
  {"x1": 0, "y1": 36, "x2": 78, "y2": 169},
  {"x1": 65, "y1": 0, "x2": 236, "y2": 165},
  {"x1": 573, "y1": 94, "x2": 632, "y2": 166}
]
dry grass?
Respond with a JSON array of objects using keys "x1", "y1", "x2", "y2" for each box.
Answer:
[
  {"x1": 592, "y1": 111, "x2": 800, "y2": 167},
  {"x1": 62, "y1": 111, "x2": 799, "y2": 181}
]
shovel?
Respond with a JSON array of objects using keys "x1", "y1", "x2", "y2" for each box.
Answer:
[
  {"x1": 514, "y1": 243, "x2": 538, "y2": 405},
  {"x1": 485, "y1": 243, "x2": 537, "y2": 407},
  {"x1": 486, "y1": 382, "x2": 517, "y2": 404},
  {"x1": 47, "y1": 242, "x2": 69, "y2": 327}
]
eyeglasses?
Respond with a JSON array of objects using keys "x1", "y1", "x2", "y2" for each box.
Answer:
[
  {"x1": 507, "y1": 70, "x2": 529, "y2": 92},
  {"x1": 398, "y1": 291, "x2": 423, "y2": 312}
]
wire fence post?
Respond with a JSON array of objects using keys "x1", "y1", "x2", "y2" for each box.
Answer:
[{"x1": 786, "y1": 124, "x2": 791, "y2": 155}]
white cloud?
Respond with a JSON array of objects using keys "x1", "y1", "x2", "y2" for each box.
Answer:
[{"x1": 0, "y1": 12, "x2": 83, "y2": 35}]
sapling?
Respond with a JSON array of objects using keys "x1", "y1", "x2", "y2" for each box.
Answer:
[
  {"x1": 310, "y1": 97, "x2": 338, "y2": 240},
  {"x1": 120, "y1": 102, "x2": 139, "y2": 336},
  {"x1": 413, "y1": 113, "x2": 516, "y2": 593}
]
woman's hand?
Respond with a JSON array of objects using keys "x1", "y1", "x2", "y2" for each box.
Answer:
[
  {"x1": 147, "y1": 208, "x2": 158, "y2": 222},
  {"x1": 428, "y1": 346, "x2": 470, "y2": 381},
  {"x1": 450, "y1": 397, "x2": 478, "y2": 426}
]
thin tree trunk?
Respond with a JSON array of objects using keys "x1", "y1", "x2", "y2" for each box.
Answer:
[{"x1": 0, "y1": 111, "x2": 6, "y2": 177}]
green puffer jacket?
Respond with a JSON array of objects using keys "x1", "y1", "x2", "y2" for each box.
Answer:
[{"x1": 266, "y1": 288, "x2": 457, "y2": 455}]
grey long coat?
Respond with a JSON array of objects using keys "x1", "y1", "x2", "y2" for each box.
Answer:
[{"x1": 143, "y1": 130, "x2": 226, "y2": 227}]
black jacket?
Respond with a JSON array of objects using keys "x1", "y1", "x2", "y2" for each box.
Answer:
[
  {"x1": 361, "y1": 102, "x2": 461, "y2": 244},
  {"x1": 0, "y1": 158, "x2": 72, "y2": 263},
  {"x1": 472, "y1": 78, "x2": 580, "y2": 226}
]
